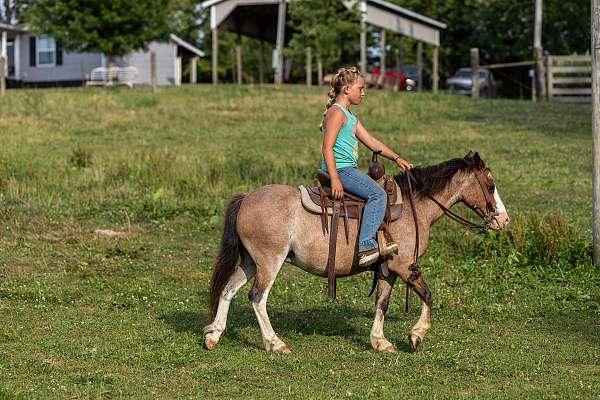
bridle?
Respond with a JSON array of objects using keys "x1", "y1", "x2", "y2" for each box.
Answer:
[
  {"x1": 419, "y1": 168, "x2": 498, "y2": 231},
  {"x1": 402, "y1": 168, "x2": 497, "y2": 313}
]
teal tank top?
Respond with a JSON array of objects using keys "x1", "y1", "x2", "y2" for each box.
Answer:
[{"x1": 320, "y1": 103, "x2": 359, "y2": 172}]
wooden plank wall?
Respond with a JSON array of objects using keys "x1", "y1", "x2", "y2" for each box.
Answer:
[{"x1": 547, "y1": 55, "x2": 592, "y2": 103}]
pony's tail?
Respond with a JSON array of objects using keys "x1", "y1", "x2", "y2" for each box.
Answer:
[{"x1": 208, "y1": 193, "x2": 246, "y2": 320}]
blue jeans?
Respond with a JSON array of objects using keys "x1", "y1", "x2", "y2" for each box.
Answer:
[{"x1": 337, "y1": 167, "x2": 386, "y2": 252}]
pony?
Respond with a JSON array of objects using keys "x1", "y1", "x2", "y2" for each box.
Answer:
[{"x1": 204, "y1": 152, "x2": 510, "y2": 353}]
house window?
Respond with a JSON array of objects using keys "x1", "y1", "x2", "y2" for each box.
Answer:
[{"x1": 37, "y1": 36, "x2": 56, "y2": 66}]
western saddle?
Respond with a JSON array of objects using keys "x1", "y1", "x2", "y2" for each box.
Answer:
[{"x1": 299, "y1": 152, "x2": 403, "y2": 299}]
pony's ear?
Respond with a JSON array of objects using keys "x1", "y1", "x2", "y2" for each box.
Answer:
[{"x1": 473, "y1": 152, "x2": 485, "y2": 170}]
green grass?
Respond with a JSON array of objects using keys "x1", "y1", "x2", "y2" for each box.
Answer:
[{"x1": 0, "y1": 85, "x2": 598, "y2": 399}]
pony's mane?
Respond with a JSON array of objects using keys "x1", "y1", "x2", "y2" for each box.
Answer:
[{"x1": 394, "y1": 156, "x2": 481, "y2": 198}]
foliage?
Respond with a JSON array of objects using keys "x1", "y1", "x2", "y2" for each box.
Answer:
[
  {"x1": 387, "y1": 0, "x2": 591, "y2": 77},
  {"x1": 286, "y1": 0, "x2": 361, "y2": 74},
  {"x1": 0, "y1": 0, "x2": 27, "y2": 23},
  {"x1": 22, "y1": 0, "x2": 183, "y2": 58}
]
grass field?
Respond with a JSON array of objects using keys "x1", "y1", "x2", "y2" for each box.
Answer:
[{"x1": 0, "y1": 85, "x2": 598, "y2": 399}]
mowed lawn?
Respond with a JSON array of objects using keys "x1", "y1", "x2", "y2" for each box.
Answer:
[{"x1": 0, "y1": 85, "x2": 598, "y2": 399}]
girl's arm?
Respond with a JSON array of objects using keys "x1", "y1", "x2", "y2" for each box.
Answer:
[
  {"x1": 355, "y1": 120, "x2": 413, "y2": 171},
  {"x1": 322, "y1": 108, "x2": 346, "y2": 199}
]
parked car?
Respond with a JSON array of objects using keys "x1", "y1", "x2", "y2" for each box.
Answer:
[
  {"x1": 370, "y1": 67, "x2": 410, "y2": 91},
  {"x1": 446, "y1": 68, "x2": 498, "y2": 97},
  {"x1": 396, "y1": 65, "x2": 431, "y2": 90}
]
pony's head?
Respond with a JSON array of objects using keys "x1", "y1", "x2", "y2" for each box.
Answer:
[{"x1": 460, "y1": 151, "x2": 510, "y2": 230}]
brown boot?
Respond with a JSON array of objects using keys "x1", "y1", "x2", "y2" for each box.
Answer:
[{"x1": 358, "y1": 248, "x2": 380, "y2": 267}]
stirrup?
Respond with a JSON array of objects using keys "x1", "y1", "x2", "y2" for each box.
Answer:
[
  {"x1": 358, "y1": 249, "x2": 380, "y2": 267},
  {"x1": 377, "y1": 231, "x2": 399, "y2": 256}
]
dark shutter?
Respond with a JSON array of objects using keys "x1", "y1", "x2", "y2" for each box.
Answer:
[
  {"x1": 56, "y1": 40, "x2": 63, "y2": 66},
  {"x1": 29, "y1": 36, "x2": 36, "y2": 67}
]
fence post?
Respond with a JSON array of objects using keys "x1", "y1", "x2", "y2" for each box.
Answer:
[
  {"x1": 150, "y1": 52, "x2": 157, "y2": 93},
  {"x1": 0, "y1": 57, "x2": 5, "y2": 96},
  {"x1": 190, "y1": 57, "x2": 197, "y2": 84},
  {"x1": 306, "y1": 46, "x2": 312, "y2": 87},
  {"x1": 470, "y1": 48, "x2": 479, "y2": 98},
  {"x1": 432, "y1": 46, "x2": 439, "y2": 93},
  {"x1": 235, "y1": 33, "x2": 242, "y2": 85},
  {"x1": 592, "y1": 0, "x2": 600, "y2": 264},
  {"x1": 545, "y1": 56, "x2": 553, "y2": 100}
]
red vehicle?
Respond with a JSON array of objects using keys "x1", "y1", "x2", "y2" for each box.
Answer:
[{"x1": 370, "y1": 67, "x2": 410, "y2": 91}]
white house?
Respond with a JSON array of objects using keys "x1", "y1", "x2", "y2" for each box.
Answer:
[{"x1": 0, "y1": 22, "x2": 204, "y2": 87}]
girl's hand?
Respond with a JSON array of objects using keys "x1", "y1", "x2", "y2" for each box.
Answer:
[
  {"x1": 395, "y1": 157, "x2": 413, "y2": 171},
  {"x1": 331, "y1": 177, "x2": 344, "y2": 200}
]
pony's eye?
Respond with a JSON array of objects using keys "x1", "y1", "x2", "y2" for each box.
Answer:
[{"x1": 488, "y1": 184, "x2": 495, "y2": 194}]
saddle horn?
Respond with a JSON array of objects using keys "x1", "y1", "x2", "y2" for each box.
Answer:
[{"x1": 368, "y1": 150, "x2": 385, "y2": 181}]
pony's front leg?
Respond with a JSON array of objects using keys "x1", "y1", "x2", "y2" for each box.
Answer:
[
  {"x1": 370, "y1": 271, "x2": 398, "y2": 352},
  {"x1": 407, "y1": 275, "x2": 433, "y2": 352}
]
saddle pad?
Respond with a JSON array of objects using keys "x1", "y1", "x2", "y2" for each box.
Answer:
[
  {"x1": 299, "y1": 183, "x2": 403, "y2": 219},
  {"x1": 299, "y1": 186, "x2": 358, "y2": 216}
]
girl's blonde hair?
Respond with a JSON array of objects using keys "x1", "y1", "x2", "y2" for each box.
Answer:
[{"x1": 320, "y1": 66, "x2": 364, "y2": 130}]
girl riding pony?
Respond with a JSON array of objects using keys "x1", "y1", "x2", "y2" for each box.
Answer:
[{"x1": 320, "y1": 66, "x2": 412, "y2": 266}]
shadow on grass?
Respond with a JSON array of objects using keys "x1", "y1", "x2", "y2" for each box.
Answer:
[
  {"x1": 160, "y1": 304, "x2": 414, "y2": 351},
  {"x1": 537, "y1": 311, "x2": 600, "y2": 347}
]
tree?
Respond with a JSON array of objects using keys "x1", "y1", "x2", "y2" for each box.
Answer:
[
  {"x1": 286, "y1": 0, "x2": 361, "y2": 82},
  {"x1": 0, "y1": 0, "x2": 27, "y2": 24},
  {"x1": 23, "y1": 0, "x2": 182, "y2": 63}
]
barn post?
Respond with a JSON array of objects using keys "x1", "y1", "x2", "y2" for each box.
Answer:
[
  {"x1": 258, "y1": 41, "x2": 264, "y2": 84},
  {"x1": 470, "y1": 48, "x2": 479, "y2": 98},
  {"x1": 379, "y1": 29, "x2": 386, "y2": 87},
  {"x1": 211, "y1": 6, "x2": 219, "y2": 85},
  {"x1": 416, "y1": 42, "x2": 423, "y2": 91},
  {"x1": 274, "y1": 0, "x2": 286, "y2": 85},
  {"x1": 359, "y1": 0, "x2": 367, "y2": 73},
  {"x1": 592, "y1": 0, "x2": 600, "y2": 264}
]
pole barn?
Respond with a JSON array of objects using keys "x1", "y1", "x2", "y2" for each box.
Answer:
[{"x1": 201, "y1": 0, "x2": 446, "y2": 91}]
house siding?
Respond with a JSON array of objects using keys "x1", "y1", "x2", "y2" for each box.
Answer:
[
  {"x1": 15, "y1": 33, "x2": 184, "y2": 86},
  {"x1": 18, "y1": 33, "x2": 102, "y2": 82},
  {"x1": 117, "y1": 42, "x2": 177, "y2": 86}
]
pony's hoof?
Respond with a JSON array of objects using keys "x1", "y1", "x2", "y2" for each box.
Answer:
[
  {"x1": 271, "y1": 343, "x2": 291, "y2": 353},
  {"x1": 204, "y1": 336, "x2": 218, "y2": 350},
  {"x1": 408, "y1": 334, "x2": 421, "y2": 352},
  {"x1": 372, "y1": 339, "x2": 397, "y2": 353},
  {"x1": 381, "y1": 343, "x2": 397, "y2": 353},
  {"x1": 275, "y1": 345, "x2": 292, "y2": 354}
]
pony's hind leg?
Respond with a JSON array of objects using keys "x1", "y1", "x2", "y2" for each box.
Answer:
[
  {"x1": 370, "y1": 271, "x2": 398, "y2": 352},
  {"x1": 204, "y1": 254, "x2": 256, "y2": 350},
  {"x1": 248, "y1": 252, "x2": 289, "y2": 353},
  {"x1": 407, "y1": 276, "x2": 433, "y2": 352}
]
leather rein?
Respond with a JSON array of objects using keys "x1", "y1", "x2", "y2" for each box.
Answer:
[{"x1": 402, "y1": 168, "x2": 497, "y2": 313}]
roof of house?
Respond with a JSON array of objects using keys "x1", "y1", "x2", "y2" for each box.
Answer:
[
  {"x1": 0, "y1": 22, "x2": 27, "y2": 32},
  {"x1": 170, "y1": 34, "x2": 205, "y2": 57},
  {"x1": 0, "y1": 23, "x2": 204, "y2": 57}
]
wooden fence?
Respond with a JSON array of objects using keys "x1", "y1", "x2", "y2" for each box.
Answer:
[{"x1": 546, "y1": 55, "x2": 592, "y2": 103}]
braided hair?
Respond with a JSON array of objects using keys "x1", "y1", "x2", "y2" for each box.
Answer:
[{"x1": 320, "y1": 66, "x2": 364, "y2": 130}]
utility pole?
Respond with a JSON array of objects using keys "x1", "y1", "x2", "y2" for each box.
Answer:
[
  {"x1": 534, "y1": 0, "x2": 546, "y2": 100},
  {"x1": 592, "y1": 0, "x2": 600, "y2": 263}
]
